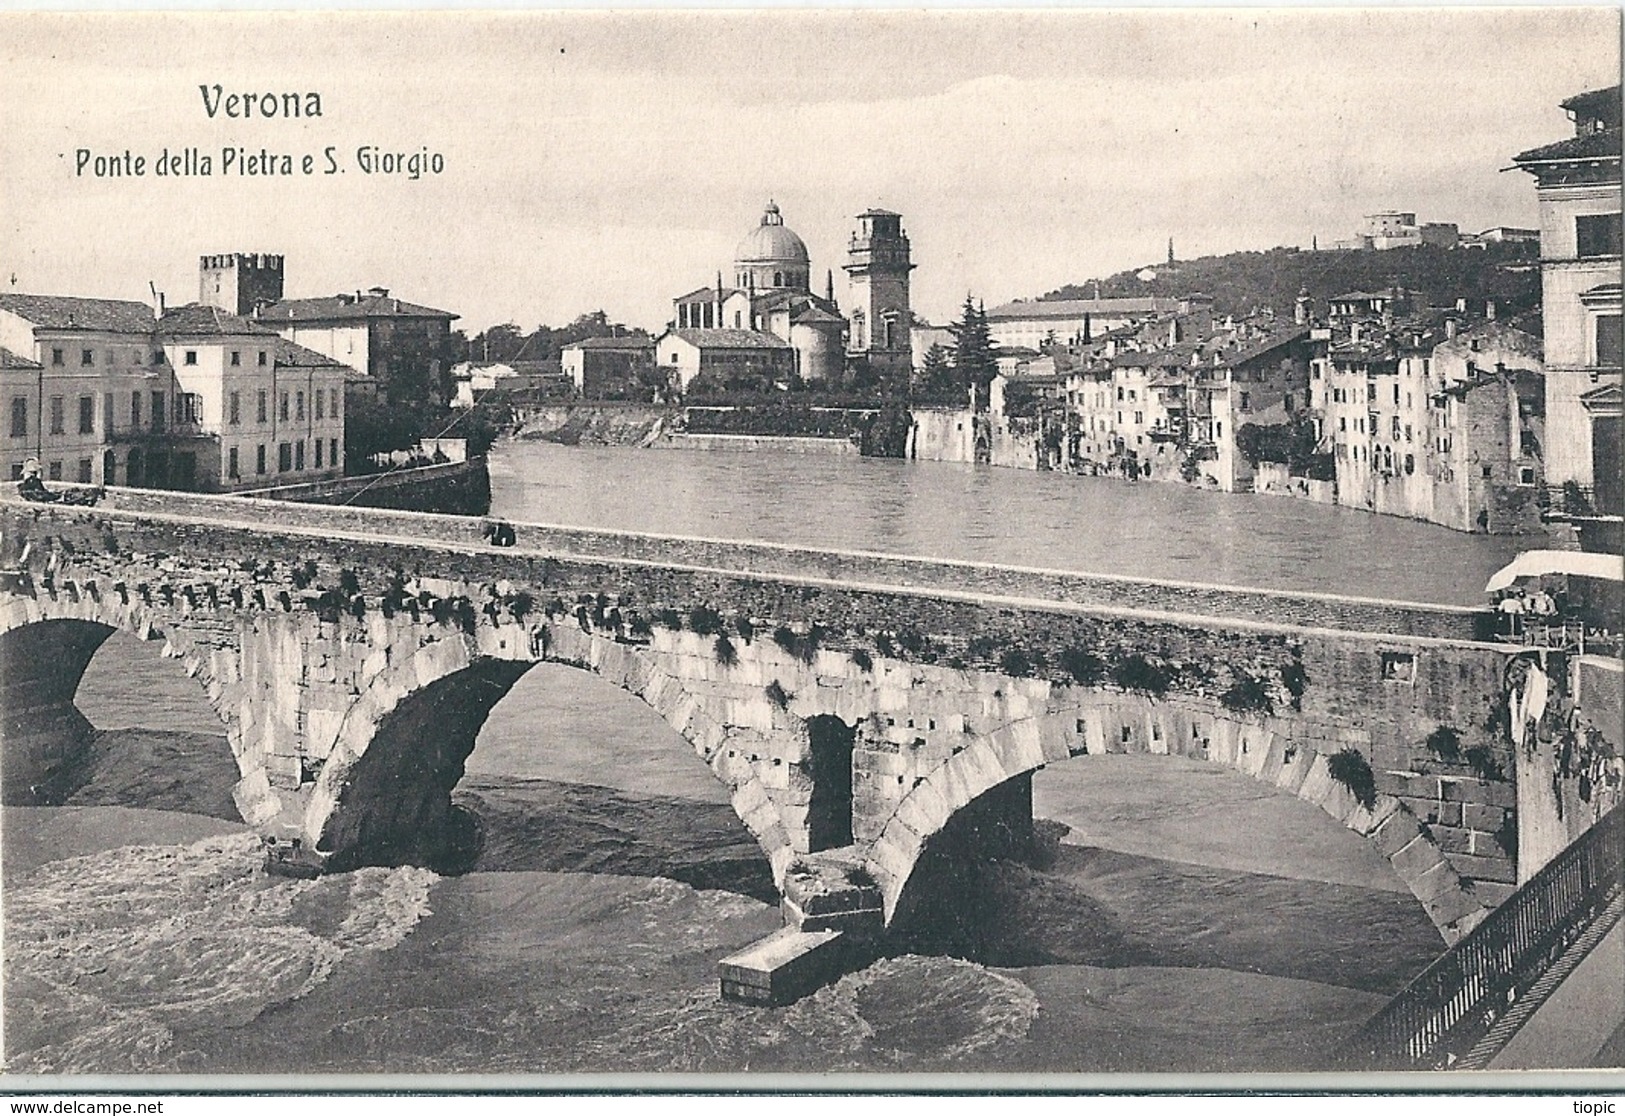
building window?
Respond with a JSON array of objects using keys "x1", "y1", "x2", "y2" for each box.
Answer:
[
  {"x1": 1576, "y1": 213, "x2": 1622, "y2": 258},
  {"x1": 1404, "y1": 453, "x2": 1414, "y2": 475},
  {"x1": 184, "y1": 350, "x2": 198, "y2": 366},
  {"x1": 78, "y1": 395, "x2": 94, "y2": 434},
  {"x1": 257, "y1": 390, "x2": 268, "y2": 423},
  {"x1": 103, "y1": 393, "x2": 114, "y2": 433},
  {"x1": 1239, "y1": 392, "x2": 1250, "y2": 413},
  {"x1": 1596, "y1": 314, "x2": 1622, "y2": 367},
  {"x1": 315, "y1": 439, "x2": 323, "y2": 468},
  {"x1": 1482, "y1": 464, "x2": 1494, "y2": 479},
  {"x1": 278, "y1": 442, "x2": 292, "y2": 472},
  {"x1": 256, "y1": 444, "x2": 267, "y2": 474},
  {"x1": 151, "y1": 391, "x2": 165, "y2": 431},
  {"x1": 315, "y1": 391, "x2": 324, "y2": 420},
  {"x1": 295, "y1": 391, "x2": 305, "y2": 421},
  {"x1": 295, "y1": 440, "x2": 305, "y2": 470},
  {"x1": 77, "y1": 458, "x2": 91, "y2": 483},
  {"x1": 329, "y1": 389, "x2": 339, "y2": 419},
  {"x1": 279, "y1": 392, "x2": 289, "y2": 421},
  {"x1": 47, "y1": 460, "x2": 61, "y2": 481},
  {"x1": 230, "y1": 351, "x2": 241, "y2": 366},
  {"x1": 228, "y1": 447, "x2": 239, "y2": 478},
  {"x1": 153, "y1": 350, "x2": 165, "y2": 365},
  {"x1": 1519, "y1": 466, "x2": 1537, "y2": 486},
  {"x1": 80, "y1": 349, "x2": 93, "y2": 366},
  {"x1": 330, "y1": 437, "x2": 338, "y2": 466},
  {"x1": 50, "y1": 348, "x2": 63, "y2": 366},
  {"x1": 178, "y1": 393, "x2": 201, "y2": 425},
  {"x1": 258, "y1": 351, "x2": 267, "y2": 367},
  {"x1": 229, "y1": 391, "x2": 241, "y2": 424},
  {"x1": 131, "y1": 392, "x2": 141, "y2": 427},
  {"x1": 49, "y1": 395, "x2": 64, "y2": 434},
  {"x1": 9, "y1": 397, "x2": 25, "y2": 438}
]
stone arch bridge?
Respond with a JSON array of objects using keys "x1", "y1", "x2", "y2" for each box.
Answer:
[{"x1": 1, "y1": 488, "x2": 1531, "y2": 969}]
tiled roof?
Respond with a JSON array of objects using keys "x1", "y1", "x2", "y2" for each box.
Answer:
[
  {"x1": 1513, "y1": 127, "x2": 1622, "y2": 165},
  {"x1": 987, "y1": 297, "x2": 1180, "y2": 320},
  {"x1": 664, "y1": 328, "x2": 791, "y2": 350},
  {"x1": 273, "y1": 338, "x2": 348, "y2": 368},
  {"x1": 790, "y1": 305, "x2": 846, "y2": 326},
  {"x1": 566, "y1": 336, "x2": 653, "y2": 351},
  {"x1": 675, "y1": 286, "x2": 739, "y2": 303},
  {"x1": 1228, "y1": 326, "x2": 1310, "y2": 366},
  {"x1": 0, "y1": 346, "x2": 42, "y2": 369},
  {"x1": 259, "y1": 293, "x2": 457, "y2": 323},
  {"x1": 159, "y1": 302, "x2": 276, "y2": 337},
  {"x1": 1561, "y1": 86, "x2": 1621, "y2": 124},
  {"x1": 0, "y1": 293, "x2": 156, "y2": 332}
]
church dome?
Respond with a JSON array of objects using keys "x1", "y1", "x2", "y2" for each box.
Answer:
[{"x1": 734, "y1": 201, "x2": 810, "y2": 265}]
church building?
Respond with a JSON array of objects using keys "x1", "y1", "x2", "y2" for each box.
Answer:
[{"x1": 658, "y1": 201, "x2": 914, "y2": 392}]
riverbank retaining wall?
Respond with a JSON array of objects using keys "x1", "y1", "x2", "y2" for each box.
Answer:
[
  {"x1": 653, "y1": 433, "x2": 858, "y2": 455},
  {"x1": 236, "y1": 460, "x2": 491, "y2": 518}
]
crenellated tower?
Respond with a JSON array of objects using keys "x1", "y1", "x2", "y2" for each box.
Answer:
[
  {"x1": 199, "y1": 253, "x2": 285, "y2": 317},
  {"x1": 844, "y1": 209, "x2": 914, "y2": 383}
]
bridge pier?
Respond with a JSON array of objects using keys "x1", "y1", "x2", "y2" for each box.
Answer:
[{"x1": 0, "y1": 619, "x2": 115, "y2": 803}]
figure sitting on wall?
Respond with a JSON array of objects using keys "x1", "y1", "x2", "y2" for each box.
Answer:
[
  {"x1": 482, "y1": 518, "x2": 516, "y2": 547},
  {"x1": 16, "y1": 459, "x2": 101, "y2": 506}
]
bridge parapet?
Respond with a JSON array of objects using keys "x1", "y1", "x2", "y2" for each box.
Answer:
[{"x1": 4, "y1": 487, "x2": 1487, "y2": 641}]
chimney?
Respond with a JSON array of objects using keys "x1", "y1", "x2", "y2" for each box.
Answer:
[
  {"x1": 1446, "y1": 317, "x2": 1458, "y2": 340},
  {"x1": 1351, "y1": 322, "x2": 1363, "y2": 344},
  {"x1": 1486, "y1": 299, "x2": 1497, "y2": 321}
]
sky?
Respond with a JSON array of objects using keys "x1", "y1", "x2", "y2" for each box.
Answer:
[{"x1": 0, "y1": 8, "x2": 1618, "y2": 334}]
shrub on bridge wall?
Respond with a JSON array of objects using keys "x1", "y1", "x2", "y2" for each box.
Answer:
[
  {"x1": 1281, "y1": 659, "x2": 1308, "y2": 710},
  {"x1": 849, "y1": 647, "x2": 874, "y2": 673},
  {"x1": 1327, "y1": 748, "x2": 1378, "y2": 810},
  {"x1": 1424, "y1": 725, "x2": 1463, "y2": 762},
  {"x1": 688, "y1": 604, "x2": 724, "y2": 636},
  {"x1": 1220, "y1": 671, "x2": 1274, "y2": 715},
  {"x1": 1059, "y1": 647, "x2": 1108, "y2": 686},
  {"x1": 1112, "y1": 653, "x2": 1171, "y2": 696},
  {"x1": 998, "y1": 647, "x2": 1036, "y2": 677},
  {"x1": 1464, "y1": 745, "x2": 1506, "y2": 783},
  {"x1": 765, "y1": 680, "x2": 792, "y2": 708},
  {"x1": 713, "y1": 633, "x2": 739, "y2": 667}
]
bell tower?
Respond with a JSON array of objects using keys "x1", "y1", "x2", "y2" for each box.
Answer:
[{"x1": 844, "y1": 209, "x2": 914, "y2": 383}]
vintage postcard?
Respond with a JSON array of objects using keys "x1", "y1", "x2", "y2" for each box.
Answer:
[{"x1": 0, "y1": 5, "x2": 1620, "y2": 1090}]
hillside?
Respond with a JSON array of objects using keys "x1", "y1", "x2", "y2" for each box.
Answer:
[{"x1": 1045, "y1": 243, "x2": 1541, "y2": 318}]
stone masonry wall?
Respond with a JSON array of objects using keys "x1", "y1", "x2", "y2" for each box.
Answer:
[{"x1": 1, "y1": 495, "x2": 1526, "y2": 913}]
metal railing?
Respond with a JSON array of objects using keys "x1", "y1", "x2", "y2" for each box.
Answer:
[{"x1": 1339, "y1": 804, "x2": 1623, "y2": 1070}]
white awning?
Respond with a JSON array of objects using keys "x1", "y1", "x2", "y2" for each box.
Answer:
[{"x1": 1484, "y1": 550, "x2": 1625, "y2": 594}]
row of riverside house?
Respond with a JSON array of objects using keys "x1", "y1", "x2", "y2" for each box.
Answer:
[
  {"x1": 984, "y1": 83, "x2": 1621, "y2": 535},
  {"x1": 0, "y1": 253, "x2": 459, "y2": 493}
]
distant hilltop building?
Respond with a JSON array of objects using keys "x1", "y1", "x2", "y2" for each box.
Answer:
[
  {"x1": 656, "y1": 201, "x2": 913, "y2": 392},
  {"x1": 984, "y1": 294, "x2": 1211, "y2": 351},
  {"x1": 1330, "y1": 212, "x2": 1460, "y2": 251}
]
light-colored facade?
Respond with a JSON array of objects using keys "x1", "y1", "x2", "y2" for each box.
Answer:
[
  {"x1": 653, "y1": 328, "x2": 795, "y2": 393},
  {"x1": 0, "y1": 294, "x2": 344, "y2": 492},
  {"x1": 985, "y1": 296, "x2": 1187, "y2": 351},
  {"x1": 1514, "y1": 85, "x2": 1622, "y2": 514}
]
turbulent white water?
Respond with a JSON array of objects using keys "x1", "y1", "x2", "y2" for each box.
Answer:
[{"x1": 4, "y1": 834, "x2": 435, "y2": 1073}]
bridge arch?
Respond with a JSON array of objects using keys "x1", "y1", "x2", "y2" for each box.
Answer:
[
  {"x1": 0, "y1": 592, "x2": 240, "y2": 805},
  {"x1": 303, "y1": 620, "x2": 798, "y2": 884},
  {"x1": 868, "y1": 690, "x2": 1491, "y2": 944}
]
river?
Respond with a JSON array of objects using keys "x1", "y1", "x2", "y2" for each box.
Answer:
[{"x1": 2, "y1": 444, "x2": 1534, "y2": 1075}]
